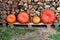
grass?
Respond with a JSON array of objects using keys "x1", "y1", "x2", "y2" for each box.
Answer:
[
  {"x1": 48, "y1": 27, "x2": 60, "y2": 40},
  {"x1": 55, "y1": 27, "x2": 60, "y2": 32},
  {"x1": 30, "y1": 37, "x2": 39, "y2": 40},
  {"x1": 0, "y1": 26, "x2": 12, "y2": 40},
  {"x1": 0, "y1": 25, "x2": 37, "y2": 40}
]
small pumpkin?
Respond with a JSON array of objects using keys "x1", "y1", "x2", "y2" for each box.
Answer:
[
  {"x1": 6, "y1": 14, "x2": 16, "y2": 23},
  {"x1": 32, "y1": 16, "x2": 40, "y2": 24},
  {"x1": 17, "y1": 11, "x2": 30, "y2": 24}
]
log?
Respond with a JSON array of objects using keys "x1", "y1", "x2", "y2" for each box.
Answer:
[
  {"x1": 8, "y1": 23, "x2": 14, "y2": 29},
  {"x1": 28, "y1": 25, "x2": 32, "y2": 29},
  {"x1": 47, "y1": 24, "x2": 51, "y2": 32}
]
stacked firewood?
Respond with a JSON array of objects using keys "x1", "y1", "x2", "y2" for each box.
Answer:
[{"x1": 0, "y1": 0, "x2": 60, "y2": 23}]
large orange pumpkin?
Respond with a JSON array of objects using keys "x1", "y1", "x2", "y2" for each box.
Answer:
[
  {"x1": 17, "y1": 11, "x2": 30, "y2": 24},
  {"x1": 41, "y1": 9, "x2": 56, "y2": 24},
  {"x1": 6, "y1": 14, "x2": 16, "y2": 23},
  {"x1": 32, "y1": 16, "x2": 40, "y2": 24}
]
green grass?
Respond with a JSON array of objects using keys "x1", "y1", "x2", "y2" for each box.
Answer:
[
  {"x1": 48, "y1": 27, "x2": 60, "y2": 40},
  {"x1": 0, "y1": 26, "x2": 12, "y2": 40},
  {"x1": 48, "y1": 33, "x2": 57, "y2": 40},
  {"x1": 0, "y1": 25, "x2": 37, "y2": 40},
  {"x1": 55, "y1": 27, "x2": 60, "y2": 32}
]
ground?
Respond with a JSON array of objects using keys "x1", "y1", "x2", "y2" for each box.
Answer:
[{"x1": 11, "y1": 27, "x2": 56, "y2": 40}]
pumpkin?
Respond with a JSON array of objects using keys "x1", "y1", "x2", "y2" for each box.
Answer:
[
  {"x1": 6, "y1": 14, "x2": 16, "y2": 23},
  {"x1": 41, "y1": 9, "x2": 56, "y2": 24},
  {"x1": 17, "y1": 11, "x2": 30, "y2": 24},
  {"x1": 32, "y1": 16, "x2": 40, "y2": 24}
]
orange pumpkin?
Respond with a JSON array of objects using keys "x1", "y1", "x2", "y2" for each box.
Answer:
[
  {"x1": 17, "y1": 11, "x2": 30, "y2": 24},
  {"x1": 41, "y1": 9, "x2": 56, "y2": 24},
  {"x1": 32, "y1": 16, "x2": 40, "y2": 24},
  {"x1": 6, "y1": 14, "x2": 16, "y2": 23}
]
